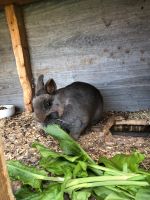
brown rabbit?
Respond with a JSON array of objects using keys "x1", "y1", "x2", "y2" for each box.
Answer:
[{"x1": 33, "y1": 74, "x2": 103, "y2": 139}]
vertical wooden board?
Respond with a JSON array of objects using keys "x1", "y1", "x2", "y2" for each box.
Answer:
[
  {"x1": 0, "y1": 134, "x2": 15, "y2": 200},
  {"x1": 5, "y1": 4, "x2": 33, "y2": 112}
]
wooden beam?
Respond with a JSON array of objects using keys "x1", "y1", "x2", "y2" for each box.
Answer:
[
  {"x1": 101, "y1": 115, "x2": 116, "y2": 136},
  {"x1": 0, "y1": 134, "x2": 15, "y2": 200},
  {"x1": 5, "y1": 4, "x2": 33, "y2": 112},
  {"x1": 115, "y1": 119, "x2": 150, "y2": 126}
]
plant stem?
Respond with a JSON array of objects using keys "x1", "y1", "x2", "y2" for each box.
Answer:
[
  {"x1": 66, "y1": 175, "x2": 142, "y2": 188},
  {"x1": 7, "y1": 163, "x2": 64, "y2": 182},
  {"x1": 89, "y1": 164, "x2": 133, "y2": 176},
  {"x1": 65, "y1": 180, "x2": 149, "y2": 191},
  {"x1": 44, "y1": 176, "x2": 64, "y2": 182}
]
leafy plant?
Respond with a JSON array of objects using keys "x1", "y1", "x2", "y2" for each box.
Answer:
[{"x1": 7, "y1": 125, "x2": 150, "y2": 200}]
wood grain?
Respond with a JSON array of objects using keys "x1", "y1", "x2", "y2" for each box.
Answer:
[
  {"x1": 23, "y1": 0, "x2": 150, "y2": 111},
  {"x1": 115, "y1": 119, "x2": 150, "y2": 125},
  {"x1": 5, "y1": 4, "x2": 33, "y2": 112}
]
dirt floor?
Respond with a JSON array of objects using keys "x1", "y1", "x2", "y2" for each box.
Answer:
[{"x1": 0, "y1": 110, "x2": 150, "y2": 170}]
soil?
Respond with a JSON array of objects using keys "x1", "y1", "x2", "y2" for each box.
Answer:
[
  {"x1": 0, "y1": 111, "x2": 150, "y2": 170},
  {"x1": 0, "y1": 106, "x2": 7, "y2": 110}
]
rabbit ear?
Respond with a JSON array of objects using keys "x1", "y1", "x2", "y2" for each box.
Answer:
[
  {"x1": 35, "y1": 74, "x2": 46, "y2": 96},
  {"x1": 45, "y1": 79, "x2": 57, "y2": 94}
]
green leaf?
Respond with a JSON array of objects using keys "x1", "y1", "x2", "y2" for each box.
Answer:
[
  {"x1": 93, "y1": 186, "x2": 113, "y2": 199},
  {"x1": 105, "y1": 192, "x2": 130, "y2": 200},
  {"x1": 94, "y1": 187, "x2": 133, "y2": 200},
  {"x1": 40, "y1": 157, "x2": 75, "y2": 176},
  {"x1": 7, "y1": 160, "x2": 49, "y2": 190},
  {"x1": 43, "y1": 125, "x2": 103, "y2": 176},
  {"x1": 146, "y1": 174, "x2": 150, "y2": 184},
  {"x1": 33, "y1": 142, "x2": 80, "y2": 162},
  {"x1": 99, "y1": 152, "x2": 145, "y2": 173},
  {"x1": 71, "y1": 190, "x2": 91, "y2": 200},
  {"x1": 15, "y1": 186, "x2": 41, "y2": 200},
  {"x1": 44, "y1": 183, "x2": 64, "y2": 200},
  {"x1": 135, "y1": 187, "x2": 150, "y2": 200},
  {"x1": 43, "y1": 125, "x2": 94, "y2": 163},
  {"x1": 73, "y1": 161, "x2": 88, "y2": 178},
  {"x1": 15, "y1": 184, "x2": 64, "y2": 200}
]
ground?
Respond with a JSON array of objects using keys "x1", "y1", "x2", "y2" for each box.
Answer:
[{"x1": 0, "y1": 111, "x2": 150, "y2": 170}]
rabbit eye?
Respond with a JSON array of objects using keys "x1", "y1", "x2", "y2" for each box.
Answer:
[
  {"x1": 44, "y1": 100, "x2": 51, "y2": 108},
  {"x1": 47, "y1": 101, "x2": 51, "y2": 107}
]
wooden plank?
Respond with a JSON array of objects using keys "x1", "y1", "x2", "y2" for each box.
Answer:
[
  {"x1": 0, "y1": 134, "x2": 15, "y2": 200},
  {"x1": 112, "y1": 118, "x2": 150, "y2": 133},
  {"x1": 5, "y1": 4, "x2": 33, "y2": 112},
  {"x1": 115, "y1": 119, "x2": 150, "y2": 126}
]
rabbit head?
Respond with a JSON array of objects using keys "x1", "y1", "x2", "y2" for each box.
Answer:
[{"x1": 32, "y1": 74, "x2": 57, "y2": 123}]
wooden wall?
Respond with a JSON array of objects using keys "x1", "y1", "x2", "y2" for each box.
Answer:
[
  {"x1": 0, "y1": 11, "x2": 23, "y2": 109},
  {"x1": 0, "y1": 0, "x2": 150, "y2": 111}
]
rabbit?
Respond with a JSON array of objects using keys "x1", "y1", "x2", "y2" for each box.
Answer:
[{"x1": 32, "y1": 74, "x2": 103, "y2": 139}]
